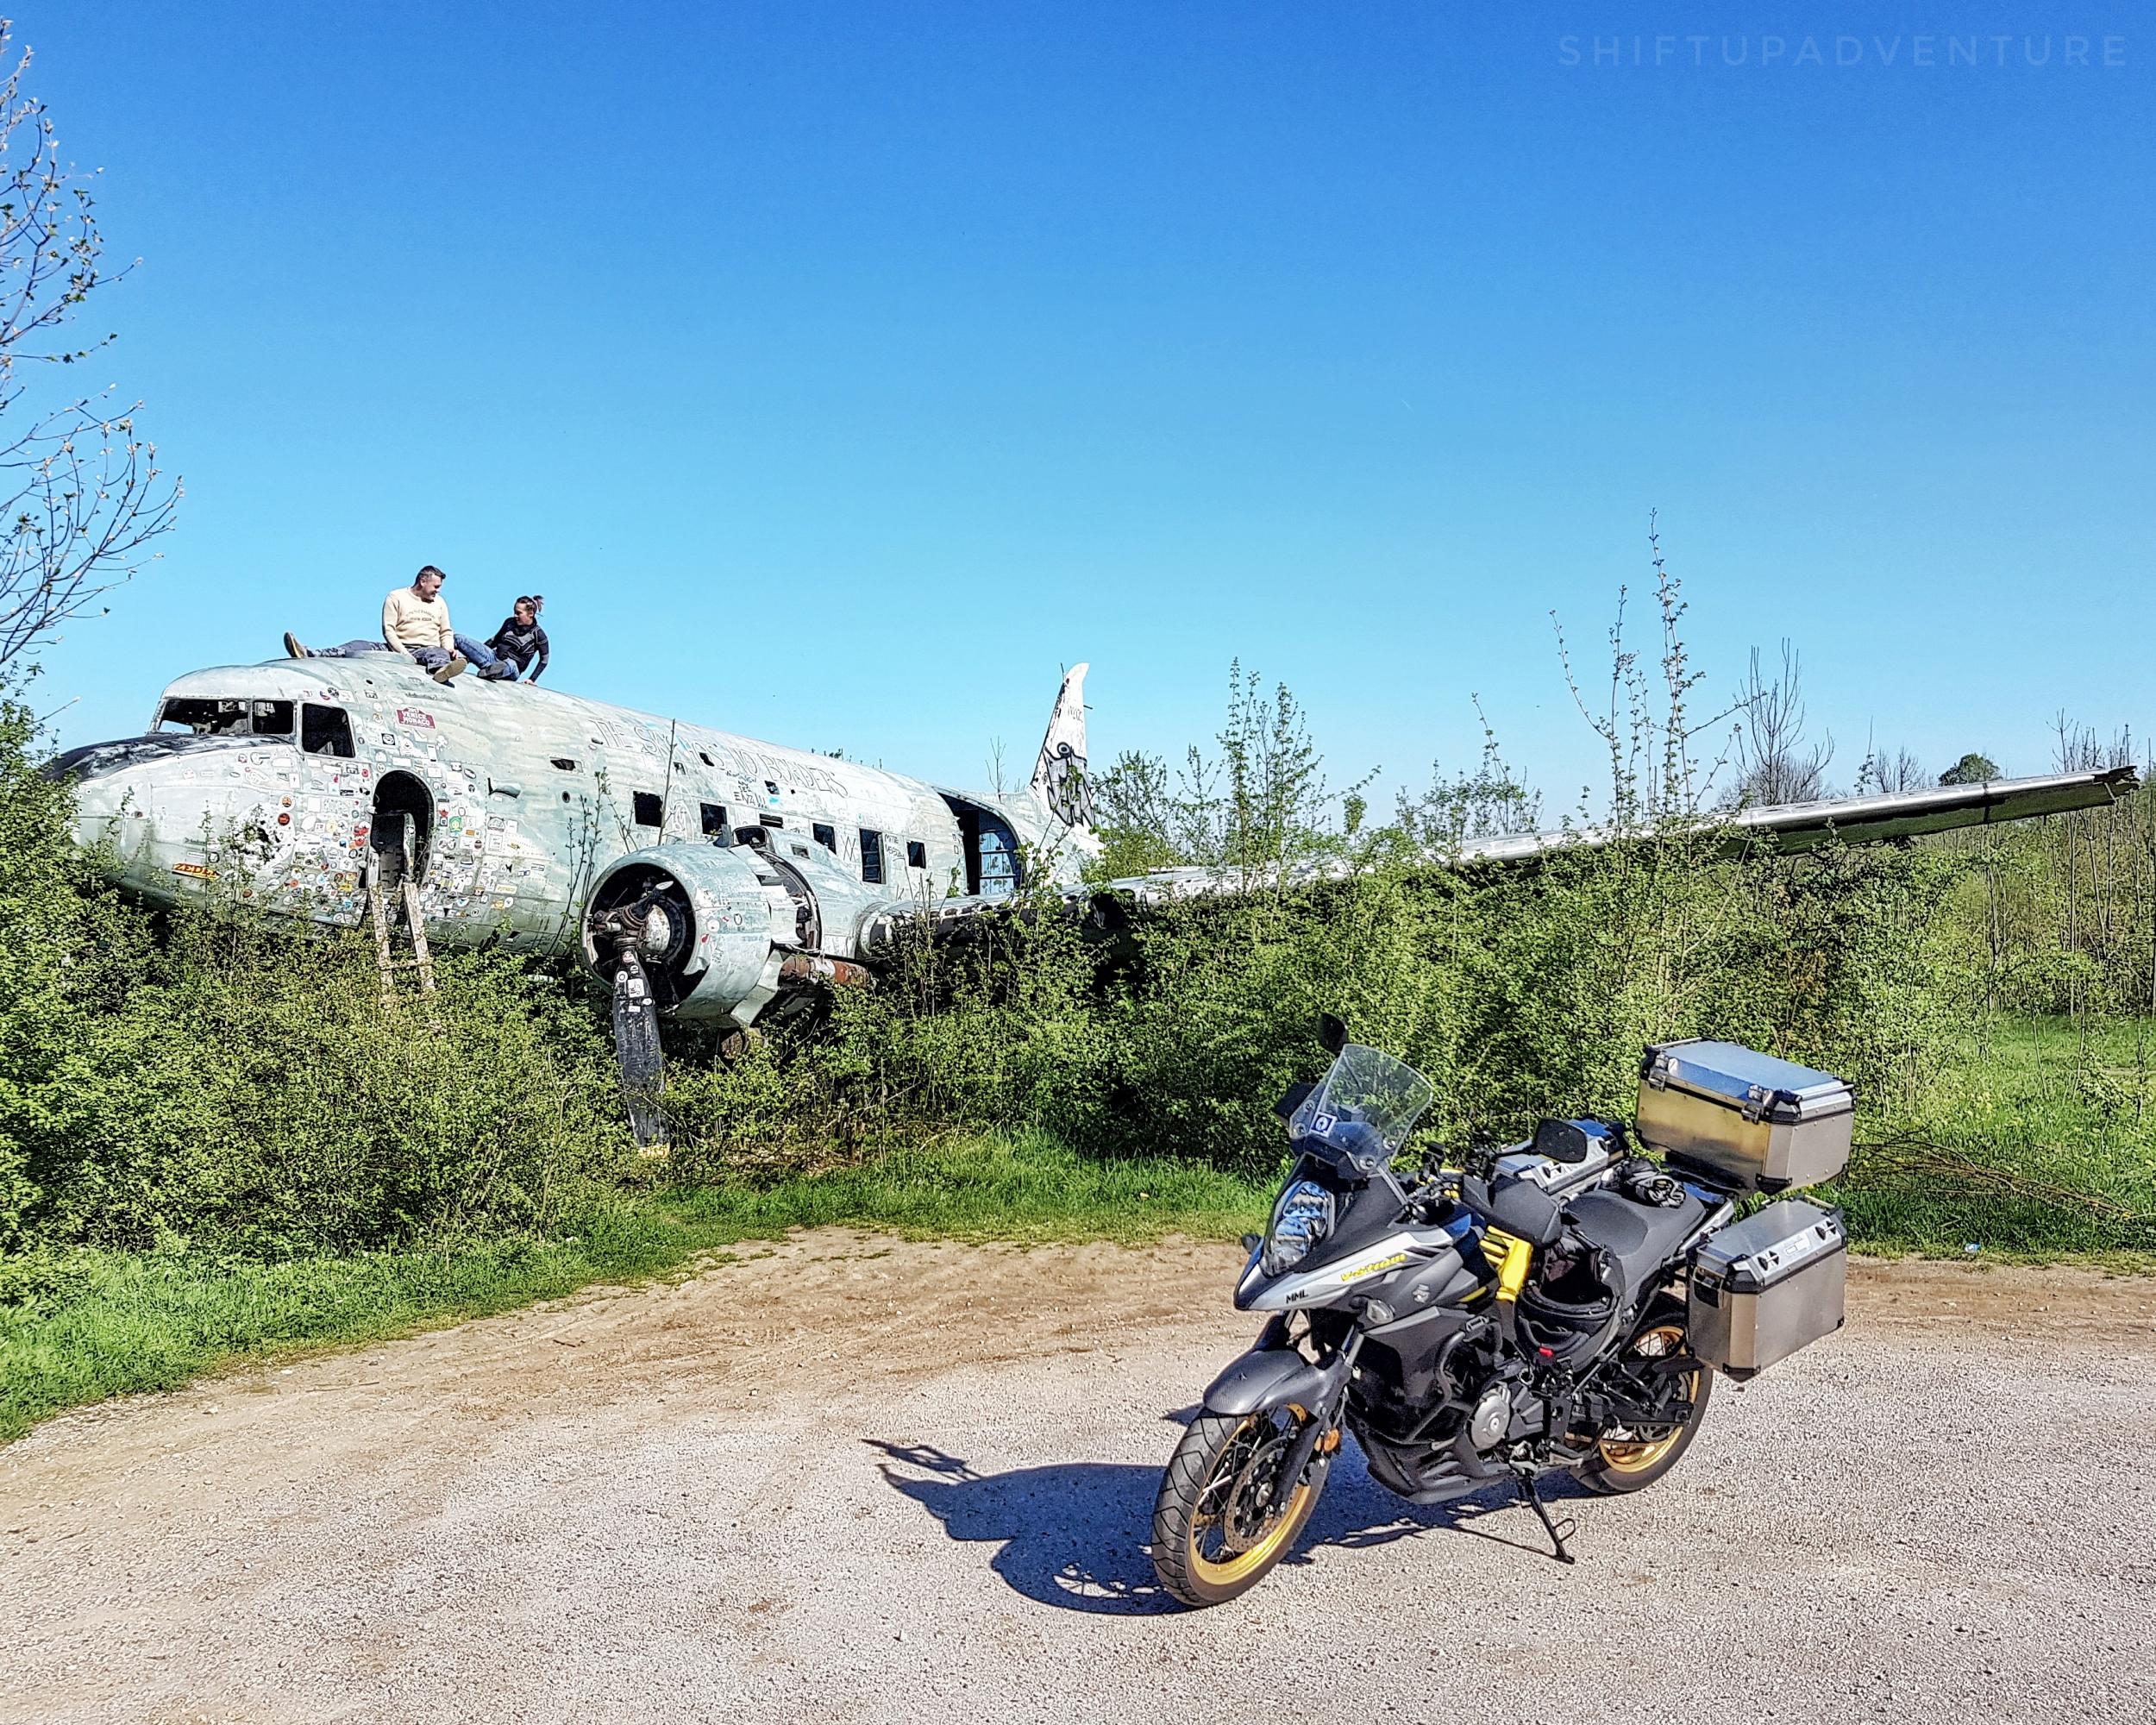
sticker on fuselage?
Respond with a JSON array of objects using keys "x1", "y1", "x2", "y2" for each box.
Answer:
[{"x1": 1339, "y1": 1251, "x2": 1407, "y2": 1284}]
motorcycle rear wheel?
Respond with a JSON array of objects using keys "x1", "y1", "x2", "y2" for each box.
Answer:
[
  {"x1": 1151, "y1": 1406, "x2": 1332, "y2": 1608},
  {"x1": 1575, "y1": 1320, "x2": 1714, "y2": 1496}
]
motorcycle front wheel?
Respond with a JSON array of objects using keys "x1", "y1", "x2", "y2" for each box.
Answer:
[
  {"x1": 1574, "y1": 1318, "x2": 1714, "y2": 1495},
  {"x1": 1150, "y1": 1405, "x2": 1332, "y2": 1608}
]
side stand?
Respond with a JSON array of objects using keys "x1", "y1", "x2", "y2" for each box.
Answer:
[{"x1": 1514, "y1": 1467, "x2": 1576, "y2": 1565}]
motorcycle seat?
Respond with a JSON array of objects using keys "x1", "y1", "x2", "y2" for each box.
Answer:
[{"x1": 1560, "y1": 1187, "x2": 1708, "y2": 1300}]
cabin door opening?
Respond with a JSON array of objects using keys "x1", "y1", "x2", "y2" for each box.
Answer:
[
  {"x1": 941, "y1": 796, "x2": 1023, "y2": 900},
  {"x1": 370, "y1": 770, "x2": 435, "y2": 888}
]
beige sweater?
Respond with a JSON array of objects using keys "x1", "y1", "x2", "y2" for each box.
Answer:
[{"x1": 382, "y1": 586, "x2": 454, "y2": 654}]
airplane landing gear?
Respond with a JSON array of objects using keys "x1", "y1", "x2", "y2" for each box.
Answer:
[{"x1": 588, "y1": 891, "x2": 683, "y2": 1151}]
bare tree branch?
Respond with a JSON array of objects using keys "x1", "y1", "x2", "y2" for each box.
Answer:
[
  {"x1": 1733, "y1": 639, "x2": 1833, "y2": 805},
  {"x1": 0, "y1": 22, "x2": 178, "y2": 668}
]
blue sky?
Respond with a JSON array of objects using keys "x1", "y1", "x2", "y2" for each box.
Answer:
[{"x1": 19, "y1": 1, "x2": 2152, "y2": 811}]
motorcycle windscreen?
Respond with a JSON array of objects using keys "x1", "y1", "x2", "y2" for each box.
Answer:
[{"x1": 1290, "y1": 1044, "x2": 1435, "y2": 1159}]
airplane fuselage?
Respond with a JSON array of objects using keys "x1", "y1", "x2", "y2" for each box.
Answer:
[{"x1": 59, "y1": 656, "x2": 1088, "y2": 1011}]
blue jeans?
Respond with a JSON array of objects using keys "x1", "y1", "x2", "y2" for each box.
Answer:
[
  {"x1": 318, "y1": 641, "x2": 461, "y2": 669},
  {"x1": 454, "y1": 633, "x2": 504, "y2": 675}
]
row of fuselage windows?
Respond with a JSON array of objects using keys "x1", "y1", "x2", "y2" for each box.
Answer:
[
  {"x1": 629, "y1": 792, "x2": 926, "y2": 886},
  {"x1": 155, "y1": 699, "x2": 926, "y2": 889}
]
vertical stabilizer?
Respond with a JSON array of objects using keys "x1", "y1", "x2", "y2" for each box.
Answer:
[{"x1": 1028, "y1": 662, "x2": 1093, "y2": 831}]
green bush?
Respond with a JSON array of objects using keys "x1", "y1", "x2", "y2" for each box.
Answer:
[
  {"x1": 694, "y1": 827, "x2": 1965, "y2": 1178},
  {"x1": 22, "y1": 925, "x2": 628, "y2": 1257},
  {"x1": 0, "y1": 693, "x2": 629, "y2": 1267}
]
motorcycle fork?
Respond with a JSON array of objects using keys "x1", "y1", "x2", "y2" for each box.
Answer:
[{"x1": 1274, "y1": 1332, "x2": 1361, "y2": 1490}]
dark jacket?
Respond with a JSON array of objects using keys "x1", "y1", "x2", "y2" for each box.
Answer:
[{"x1": 486, "y1": 616, "x2": 550, "y2": 680}]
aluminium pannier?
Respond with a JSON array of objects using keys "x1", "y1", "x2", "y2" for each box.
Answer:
[
  {"x1": 1686, "y1": 1198, "x2": 1846, "y2": 1380},
  {"x1": 1638, "y1": 1039, "x2": 1854, "y2": 1195}
]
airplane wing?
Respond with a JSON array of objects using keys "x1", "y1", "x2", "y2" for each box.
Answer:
[
  {"x1": 1452, "y1": 764, "x2": 2144, "y2": 864},
  {"x1": 861, "y1": 765, "x2": 2140, "y2": 946}
]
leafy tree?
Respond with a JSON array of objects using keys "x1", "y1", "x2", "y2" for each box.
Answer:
[
  {"x1": 1396, "y1": 699, "x2": 1542, "y2": 853},
  {"x1": 1553, "y1": 515, "x2": 1744, "y2": 828},
  {"x1": 0, "y1": 691, "x2": 141, "y2": 1253},
  {"x1": 1083, "y1": 662, "x2": 1370, "y2": 887},
  {"x1": 1940, "y1": 752, "x2": 2001, "y2": 786}
]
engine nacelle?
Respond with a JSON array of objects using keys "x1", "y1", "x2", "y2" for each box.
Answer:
[
  {"x1": 580, "y1": 840, "x2": 918, "y2": 1025},
  {"x1": 581, "y1": 844, "x2": 797, "y2": 1025},
  {"x1": 745, "y1": 837, "x2": 914, "y2": 959}
]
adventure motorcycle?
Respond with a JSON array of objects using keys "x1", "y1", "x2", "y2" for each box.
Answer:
[{"x1": 1150, "y1": 1018, "x2": 1852, "y2": 1607}]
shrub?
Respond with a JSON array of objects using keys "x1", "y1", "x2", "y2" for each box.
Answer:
[{"x1": 0, "y1": 693, "x2": 628, "y2": 1263}]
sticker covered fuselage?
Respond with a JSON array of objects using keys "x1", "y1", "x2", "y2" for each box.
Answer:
[{"x1": 60, "y1": 656, "x2": 1077, "y2": 959}]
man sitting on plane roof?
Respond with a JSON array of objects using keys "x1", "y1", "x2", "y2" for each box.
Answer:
[{"x1": 285, "y1": 564, "x2": 512, "y2": 683}]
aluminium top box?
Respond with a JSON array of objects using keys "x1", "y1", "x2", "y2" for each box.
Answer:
[{"x1": 1638, "y1": 1039, "x2": 1854, "y2": 1195}]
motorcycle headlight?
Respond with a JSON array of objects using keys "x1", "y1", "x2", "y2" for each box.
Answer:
[{"x1": 1264, "y1": 1179, "x2": 1336, "y2": 1274}]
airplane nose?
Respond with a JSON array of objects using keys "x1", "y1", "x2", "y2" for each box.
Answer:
[
  {"x1": 47, "y1": 733, "x2": 300, "y2": 900},
  {"x1": 64, "y1": 761, "x2": 128, "y2": 850},
  {"x1": 45, "y1": 743, "x2": 140, "y2": 858},
  {"x1": 44, "y1": 736, "x2": 209, "y2": 880}
]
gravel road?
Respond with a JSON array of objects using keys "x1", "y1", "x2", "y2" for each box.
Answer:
[{"x1": 3, "y1": 1234, "x2": 2152, "y2": 1725}]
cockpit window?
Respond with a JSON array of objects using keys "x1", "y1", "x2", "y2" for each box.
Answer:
[
  {"x1": 301, "y1": 704, "x2": 355, "y2": 758},
  {"x1": 157, "y1": 697, "x2": 295, "y2": 738}
]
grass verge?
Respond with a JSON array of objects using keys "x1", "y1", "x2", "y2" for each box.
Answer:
[
  {"x1": 0, "y1": 1132, "x2": 1271, "y2": 1444},
  {"x1": 1835, "y1": 1014, "x2": 2156, "y2": 1262}
]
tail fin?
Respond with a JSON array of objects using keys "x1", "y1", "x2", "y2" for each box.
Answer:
[{"x1": 1028, "y1": 662, "x2": 1093, "y2": 831}]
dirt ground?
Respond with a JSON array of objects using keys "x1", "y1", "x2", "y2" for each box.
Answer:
[{"x1": 4, "y1": 1237, "x2": 2153, "y2": 1725}]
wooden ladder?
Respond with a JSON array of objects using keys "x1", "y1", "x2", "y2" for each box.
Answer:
[{"x1": 367, "y1": 820, "x2": 436, "y2": 1011}]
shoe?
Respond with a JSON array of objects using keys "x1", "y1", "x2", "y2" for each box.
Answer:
[
  {"x1": 478, "y1": 662, "x2": 515, "y2": 681},
  {"x1": 283, "y1": 631, "x2": 310, "y2": 658},
  {"x1": 430, "y1": 654, "x2": 469, "y2": 683}
]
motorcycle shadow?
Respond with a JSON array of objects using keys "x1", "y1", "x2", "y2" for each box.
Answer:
[{"x1": 867, "y1": 1435, "x2": 1589, "y2": 1616}]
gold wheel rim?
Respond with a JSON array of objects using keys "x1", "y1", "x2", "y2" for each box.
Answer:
[
  {"x1": 1185, "y1": 1407, "x2": 1323, "y2": 1588},
  {"x1": 1597, "y1": 1324, "x2": 1695, "y2": 1474},
  {"x1": 1185, "y1": 1480, "x2": 1315, "y2": 1586}
]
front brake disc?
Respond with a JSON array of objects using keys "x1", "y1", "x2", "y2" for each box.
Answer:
[{"x1": 1219, "y1": 1434, "x2": 1296, "y2": 1553}]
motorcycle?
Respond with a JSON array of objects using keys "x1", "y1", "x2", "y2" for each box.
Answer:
[{"x1": 1150, "y1": 1016, "x2": 1852, "y2": 1607}]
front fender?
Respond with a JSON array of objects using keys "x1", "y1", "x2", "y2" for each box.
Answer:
[{"x1": 1201, "y1": 1342, "x2": 1352, "y2": 1419}]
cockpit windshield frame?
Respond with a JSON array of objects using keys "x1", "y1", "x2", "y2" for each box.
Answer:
[{"x1": 156, "y1": 697, "x2": 296, "y2": 739}]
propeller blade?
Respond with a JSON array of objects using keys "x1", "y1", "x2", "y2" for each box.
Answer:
[{"x1": 610, "y1": 951, "x2": 667, "y2": 1149}]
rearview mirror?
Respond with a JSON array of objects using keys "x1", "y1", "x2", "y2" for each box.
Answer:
[
  {"x1": 1274, "y1": 1081, "x2": 1315, "y2": 1122},
  {"x1": 1316, "y1": 1013, "x2": 1348, "y2": 1055},
  {"x1": 1532, "y1": 1117, "x2": 1593, "y2": 1164}
]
